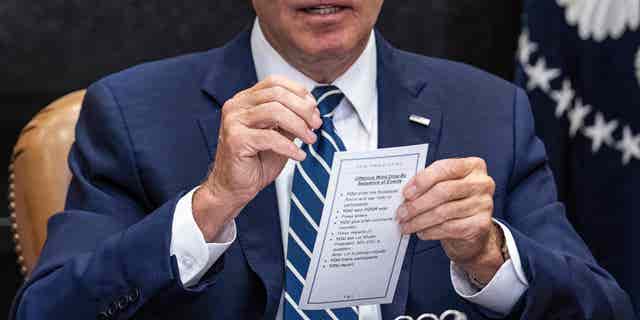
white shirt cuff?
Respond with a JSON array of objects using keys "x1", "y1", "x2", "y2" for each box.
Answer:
[
  {"x1": 170, "y1": 187, "x2": 237, "y2": 287},
  {"x1": 450, "y1": 219, "x2": 529, "y2": 316}
]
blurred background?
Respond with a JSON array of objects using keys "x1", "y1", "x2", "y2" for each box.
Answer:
[{"x1": 1, "y1": 0, "x2": 638, "y2": 316}]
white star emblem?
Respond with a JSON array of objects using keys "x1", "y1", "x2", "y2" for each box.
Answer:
[
  {"x1": 518, "y1": 30, "x2": 538, "y2": 65},
  {"x1": 550, "y1": 80, "x2": 575, "y2": 118},
  {"x1": 567, "y1": 99, "x2": 591, "y2": 137},
  {"x1": 524, "y1": 58, "x2": 560, "y2": 93},
  {"x1": 557, "y1": 0, "x2": 640, "y2": 41},
  {"x1": 583, "y1": 112, "x2": 619, "y2": 153},
  {"x1": 616, "y1": 126, "x2": 640, "y2": 165}
]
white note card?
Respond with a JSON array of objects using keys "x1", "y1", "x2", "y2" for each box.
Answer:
[{"x1": 299, "y1": 144, "x2": 429, "y2": 310}]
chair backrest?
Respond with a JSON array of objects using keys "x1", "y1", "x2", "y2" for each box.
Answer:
[{"x1": 8, "y1": 90, "x2": 85, "y2": 277}]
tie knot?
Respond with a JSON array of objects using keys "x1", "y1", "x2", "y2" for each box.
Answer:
[{"x1": 312, "y1": 85, "x2": 344, "y2": 118}]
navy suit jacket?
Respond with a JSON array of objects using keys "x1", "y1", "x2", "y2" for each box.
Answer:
[{"x1": 11, "y1": 30, "x2": 636, "y2": 320}]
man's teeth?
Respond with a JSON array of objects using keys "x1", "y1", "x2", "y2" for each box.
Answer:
[{"x1": 305, "y1": 6, "x2": 342, "y2": 15}]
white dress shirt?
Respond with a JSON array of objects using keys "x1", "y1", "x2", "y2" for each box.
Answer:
[{"x1": 169, "y1": 18, "x2": 529, "y2": 319}]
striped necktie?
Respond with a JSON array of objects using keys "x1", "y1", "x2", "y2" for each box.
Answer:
[{"x1": 284, "y1": 86, "x2": 359, "y2": 320}]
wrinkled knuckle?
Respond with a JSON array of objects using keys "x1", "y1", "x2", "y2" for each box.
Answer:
[
  {"x1": 433, "y1": 205, "x2": 448, "y2": 223},
  {"x1": 484, "y1": 195, "x2": 494, "y2": 213},
  {"x1": 469, "y1": 176, "x2": 492, "y2": 196},
  {"x1": 480, "y1": 194, "x2": 493, "y2": 207},
  {"x1": 222, "y1": 99, "x2": 233, "y2": 109},
  {"x1": 435, "y1": 183, "x2": 453, "y2": 201},
  {"x1": 431, "y1": 185, "x2": 444, "y2": 201},
  {"x1": 405, "y1": 202, "x2": 419, "y2": 217},
  {"x1": 271, "y1": 86, "x2": 286, "y2": 100},
  {"x1": 432, "y1": 159, "x2": 446, "y2": 169},
  {"x1": 476, "y1": 178, "x2": 491, "y2": 195},
  {"x1": 434, "y1": 160, "x2": 451, "y2": 177},
  {"x1": 463, "y1": 178, "x2": 479, "y2": 195},
  {"x1": 233, "y1": 90, "x2": 247, "y2": 101},
  {"x1": 486, "y1": 177, "x2": 496, "y2": 194},
  {"x1": 451, "y1": 159, "x2": 467, "y2": 176},
  {"x1": 262, "y1": 87, "x2": 277, "y2": 101},
  {"x1": 256, "y1": 89, "x2": 270, "y2": 102},
  {"x1": 468, "y1": 156, "x2": 482, "y2": 165},
  {"x1": 223, "y1": 97, "x2": 238, "y2": 111},
  {"x1": 242, "y1": 105, "x2": 257, "y2": 117},
  {"x1": 469, "y1": 157, "x2": 486, "y2": 169}
]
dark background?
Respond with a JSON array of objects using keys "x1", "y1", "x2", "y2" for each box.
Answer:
[{"x1": 0, "y1": 0, "x2": 522, "y2": 315}]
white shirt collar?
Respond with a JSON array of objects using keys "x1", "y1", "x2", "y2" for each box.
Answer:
[{"x1": 250, "y1": 18, "x2": 377, "y2": 133}]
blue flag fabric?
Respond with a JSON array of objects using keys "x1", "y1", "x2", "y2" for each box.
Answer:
[{"x1": 515, "y1": 0, "x2": 640, "y2": 313}]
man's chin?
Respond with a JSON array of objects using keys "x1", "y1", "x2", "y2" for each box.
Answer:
[
  {"x1": 296, "y1": 35, "x2": 360, "y2": 59},
  {"x1": 299, "y1": 44, "x2": 354, "y2": 62}
]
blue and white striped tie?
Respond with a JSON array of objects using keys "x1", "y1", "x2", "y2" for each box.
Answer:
[{"x1": 284, "y1": 86, "x2": 359, "y2": 320}]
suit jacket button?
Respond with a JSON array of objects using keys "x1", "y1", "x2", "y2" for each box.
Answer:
[
  {"x1": 97, "y1": 312, "x2": 111, "y2": 320},
  {"x1": 127, "y1": 288, "x2": 140, "y2": 303},
  {"x1": 116, "y1": 295, "x2": 129, "y2": 310},
  {"x1": 106, "y1": 303, "x2": 118, "y2": 317}
]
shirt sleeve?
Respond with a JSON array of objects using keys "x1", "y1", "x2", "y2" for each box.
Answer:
[
  {"x1": 170, "y1": 188, "x2": 237, "y2": 287},
  {"x1": 450, "y1": 219, "x2": 529, "y2": 316}
]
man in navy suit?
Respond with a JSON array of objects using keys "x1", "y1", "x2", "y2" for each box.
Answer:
[{"x1": 10, "y1": 1, "x2": 635, "y2": 319}]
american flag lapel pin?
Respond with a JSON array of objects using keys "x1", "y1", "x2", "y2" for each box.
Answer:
[{"x1": 409, "y1": 114, "x2": 431, "y2": 127}]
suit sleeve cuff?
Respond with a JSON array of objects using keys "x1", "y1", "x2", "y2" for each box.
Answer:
[
  {"x1": 450, "y1": 219, "x2": 529, "y2": 316},
  {"x1": 170, "y1": 187, "x2": 237, "y2": 287}
]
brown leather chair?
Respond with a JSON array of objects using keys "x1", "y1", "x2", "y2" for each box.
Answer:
[{"x1": 8, "y1": 90, "x2": 85, "y2": 277}]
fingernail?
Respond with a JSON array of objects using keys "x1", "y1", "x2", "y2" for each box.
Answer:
[
  {"x1": 397, "y1": 205, "x2": 408, "y2": 221},
  {"x1": 307, "y1": 129, "x2": 317, "y2": 142},
  {"x1": 297, "y1": 149, "x2": 307, "y2": 161},
  {"x1": 399, "y1": 223, "x2": 408, "y2": 235},
  {"x1": 313, "y1": 113, "x2": 323, "y2": 128},
  {"x1": 404, "y1": 185, "x2": 417, "y2": 199}
]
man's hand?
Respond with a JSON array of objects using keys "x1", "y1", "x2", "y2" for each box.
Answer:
[
  {"x1": 397, "y1": 157, "x2": 505, "y2": 284},
  {"x1": 193, "y1": 76, "x2": 322, "y2": 241}
]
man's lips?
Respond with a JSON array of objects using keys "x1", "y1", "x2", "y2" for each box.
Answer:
[
  {"x1": 301, "y1": 5, "x2": 347, "y2": 15},
  {"x1": 296, "y1": 2, "x2": 352, "y2": 16}
]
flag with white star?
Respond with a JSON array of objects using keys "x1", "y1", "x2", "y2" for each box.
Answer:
[{"x1": 515, "y1": 0, "x2": 640, "y2": 313}]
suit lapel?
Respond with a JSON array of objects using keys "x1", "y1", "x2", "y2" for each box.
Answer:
[
  {"x1": 199, "y1": 30, "x2": 284, "y2": 319},
  {"x1": 375, "y1": 33, "x2": 445, "y2": 319}
]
